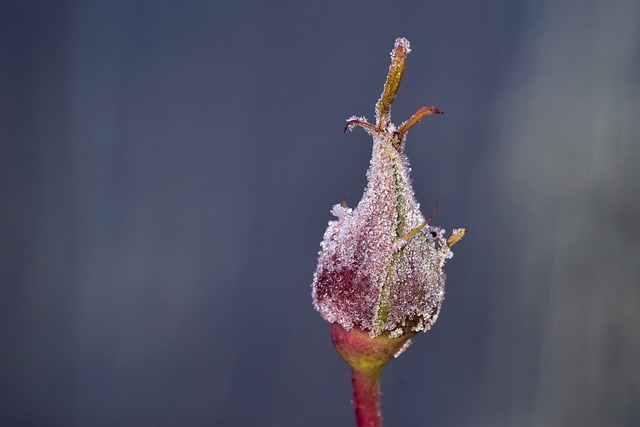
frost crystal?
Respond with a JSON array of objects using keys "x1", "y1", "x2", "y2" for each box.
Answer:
[
  {"x1": 312, "y1": 129, "x2": 451, "y2": 337},
  {"x1": 393, "y1": 336, "x2": 413, "y2": 357},
  {"x1": 311, "y1": 37, "x2": 463, "y2": 338}
]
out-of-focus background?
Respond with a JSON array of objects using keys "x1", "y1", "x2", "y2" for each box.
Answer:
[{"x1": 2, "y1": 1, "x2": 639, "y2": 426}]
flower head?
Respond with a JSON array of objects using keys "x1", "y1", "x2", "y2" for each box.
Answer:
[{"x1": 312, "y1": 38, "x2": 465, "y2": 338}]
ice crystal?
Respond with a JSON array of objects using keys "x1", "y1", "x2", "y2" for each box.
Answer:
[
  {"x1": 312, "y1": 128, "x2": 451, "y2": 337},
  {"x1": 311, "y1": 38, "x2": 463, "y2": 338},
  {"x1": 393, "y1": 336, "x2": 414, "y2": 357}
]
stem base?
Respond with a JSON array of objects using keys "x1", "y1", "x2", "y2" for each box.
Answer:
[{"x1": 331, "y1": 323, "x2": 415, "y2": 427}]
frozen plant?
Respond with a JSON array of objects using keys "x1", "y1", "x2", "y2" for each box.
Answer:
[{"x1": 311, "y1": 37, "x2": 465, "y2": 427}]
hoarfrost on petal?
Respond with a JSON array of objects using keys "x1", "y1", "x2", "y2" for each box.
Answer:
[
  {"x1": 331, "y1": 203, "x2": 352, "y2": 221},
  {"x1": 390, "y1": 327, "x2": 404, "y2": 339},
  {"x1": 312, "y1": 122, "x2": 450, "y2": 335},
  {"x1": 311, "y1": 37, "x2": 462, "y2": 338}
]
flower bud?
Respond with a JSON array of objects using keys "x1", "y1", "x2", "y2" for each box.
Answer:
[{"x1": 312, "y1": 38, "x2": 464, "y2": 338}]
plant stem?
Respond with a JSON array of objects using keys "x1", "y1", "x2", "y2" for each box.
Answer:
[
  {"x1": 331, "y1": 323, "x2": 415, "y2": 427},
  {"x1": 350, "y1": 364, "x2": 383, "y2": 427}
]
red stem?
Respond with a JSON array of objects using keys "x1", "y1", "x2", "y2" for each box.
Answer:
[
  {"x1": 350, "y1": 366, "x2": 383, "y2": 427},
  {"x1": 331, "y1": 323, "x2": 415, "y2": 427}
]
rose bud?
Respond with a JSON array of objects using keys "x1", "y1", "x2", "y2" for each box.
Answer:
[
  {"x1": 311, "y1": 38, "x2": 466, "y2": 427},
  {"x1": 312, "y1": 37, "x2": 465, "y2": 339}
]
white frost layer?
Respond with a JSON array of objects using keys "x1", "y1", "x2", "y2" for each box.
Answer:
[{"x1": 312, "y1": 128, "x2": 453, "y2": 337}]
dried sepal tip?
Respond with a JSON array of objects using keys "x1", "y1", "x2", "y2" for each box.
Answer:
[{"x1": 447, "y1": 228, "x2": 467, "y2": 247}]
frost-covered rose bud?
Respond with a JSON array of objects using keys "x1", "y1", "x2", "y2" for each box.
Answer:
[{"x1": 312, "y1": 38, "x2": 465, "y2": 339}]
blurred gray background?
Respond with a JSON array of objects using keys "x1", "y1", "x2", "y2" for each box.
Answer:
[{"x1": 2, "y1": 1, "x2": 639, "y2": 426}]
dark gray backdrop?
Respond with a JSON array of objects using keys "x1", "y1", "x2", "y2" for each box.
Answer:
[{"x1": 2, "y1": 1, "x2": 639, "y2": 426}]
